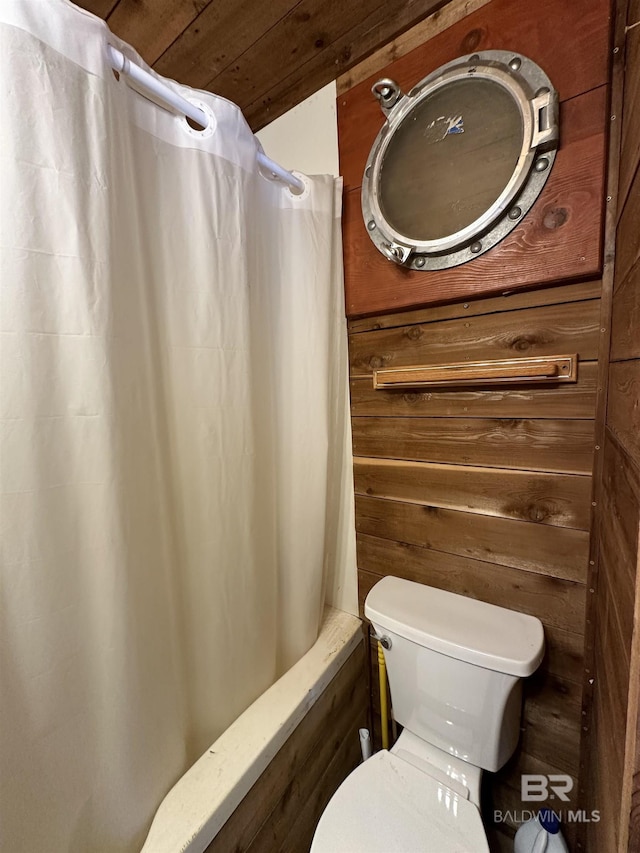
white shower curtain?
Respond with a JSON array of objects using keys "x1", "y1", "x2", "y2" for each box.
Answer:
[{"x1": 0, "y1": 2, "x2": 355, "y2": 850}]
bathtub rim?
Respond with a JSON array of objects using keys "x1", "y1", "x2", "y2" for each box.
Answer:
[{"x1": 141, "y1": 606, "x2": 363, "y2": 853}]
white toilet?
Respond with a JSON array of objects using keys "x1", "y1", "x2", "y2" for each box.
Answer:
[{"x1": 311, "y1": 576, "x2": 545, "y2": 852}]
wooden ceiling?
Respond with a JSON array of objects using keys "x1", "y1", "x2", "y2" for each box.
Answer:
[{"x1": 76, "y1": 0, "x2": 446, "y2": 130}]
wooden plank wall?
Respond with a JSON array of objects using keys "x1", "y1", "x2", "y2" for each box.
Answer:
[
  {"x1": 205, "y1": 638, "x2": 368, "y2": 853},
  {"x1": 582, "y1": 0, "x2": 640, "y2": 849},
  {"x1": 350, "y1": 281, "x2": 599, "y2": 850},
  {"x1": 338, "y1": 1, "x2": 613, "y2": 851}
]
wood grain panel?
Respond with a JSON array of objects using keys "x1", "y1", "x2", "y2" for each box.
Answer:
[
  {"x1": 343, "y1": 112, "x2": 606, "y2": 316},
  {"x1": 278, "y1": 732, "x2": 363, "y2": 853},
  {"x1": 352, "y1": 417, "x2": 595, "y2": 474},
  {"x1": 355, "y1": 495, "x2": 589, "y2": 580},
  {"x1": 349, "y1": 300, "x2": 601, "y2": 375},
  {"x1": 616, "y1": 163, "x2": 640, "y2": 286},
  {"x1": 619, "y1": 23, "x2": 640, "y2": 211},
  {"x1": 227, "y1": 0, "x2": 445, "y2": 128},
  {"x1": 206, "y1": 639, "x2": 367, "y2": 852},
  {"x1": 353, "y1": 458, "x2": 591, "y2": 528},
  {"x1": 350, "y1": 362, "x2": 598, "y2": 420},
  {"x1": 611, "y1": 260, "x2": 640, "y2": 361},
  {"x1": 356, "y1": 538, "x2": 587, "y2": 634},
  {"x1": 347, "y1": 279, "x2": 602, "y2": 334},
  {"x1": 245, "y1": 679, "x2": 366, "y2": 853},
  {"x1": 608, "y1": 359, "x2": 640, "y2": 465},
  {"x1": 520, "y1": 678, "x2": 583, "y2": 776},
  {"x1": 151, "y1": 0, "x2": 301, "y2": 89},
  {"x1": 106, "y1": 0, "x2": 208, "y2": 65},
  {"x1": 337, "y1": 0, "x2": 492, "y2": 94},
  {"x1": 77, "y1": 0, "x2": 117, "y2": 16},
  {"x1": 601, "y1": 430, "x2": 640, "y2": 595}
]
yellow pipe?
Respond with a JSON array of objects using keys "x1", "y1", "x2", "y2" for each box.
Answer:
[{"x1": 378, "y1": 641, "x2": 389, "y2": 750}]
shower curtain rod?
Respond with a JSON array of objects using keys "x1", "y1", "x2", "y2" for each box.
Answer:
[{"x1": 107, "y1": 45, "x2": 306, "y2": 195}]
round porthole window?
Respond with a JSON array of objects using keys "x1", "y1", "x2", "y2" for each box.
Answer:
[{"x1": 361, "y1": 50, "x2": 559, "y2": 270}]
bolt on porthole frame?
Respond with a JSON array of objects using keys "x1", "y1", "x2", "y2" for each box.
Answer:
[{"x1": 361, "y1": 50, "x2": 560, "y2": 270}]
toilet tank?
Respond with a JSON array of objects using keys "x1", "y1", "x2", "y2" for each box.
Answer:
[{"x1": 365, "y1": 577, "x2": 544, "y2": 772}]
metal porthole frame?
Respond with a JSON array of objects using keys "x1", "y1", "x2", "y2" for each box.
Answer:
[{"x1": 361, "y1": 50, "x2": 560, "y2": 270}]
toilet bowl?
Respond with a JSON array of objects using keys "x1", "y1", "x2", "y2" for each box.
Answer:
[{"x1": 311, "y1": 576, "x2": 545, "y2": 852}]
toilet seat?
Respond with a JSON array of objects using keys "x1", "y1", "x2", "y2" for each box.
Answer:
[{"x1": 311, "y1": 750, "x2": 489, "y2": 853}]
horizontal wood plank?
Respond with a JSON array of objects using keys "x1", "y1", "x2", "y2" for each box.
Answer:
[
  {"x1": 353, "y1": 458, "x2": 591, "y2": 529},
  {"x1": 356, "y1": 537, "x2": 586, "y2": 633},
  {"x1": 347, "y1": 279, "x2": 602, "y2": 334},
  {"x1": 350, "y1": 361, "x2": 598, "y2": 420},
  {"x1": 342, "y1": 90, "x2": 607, "y2": 316},
  {"x1": 355, "y1": 496, "x2": 590, "y2": 581},
  {"x1": 352, "y1": 417, "x2": 596, "y2": 474},
  {"x1": 349, "y1": 300, "x2": 601, "y2": 376}
]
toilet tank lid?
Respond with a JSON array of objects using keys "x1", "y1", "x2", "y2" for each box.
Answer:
[{"x1": 365, "y1": 577, "x2": 544, "y2": 677}]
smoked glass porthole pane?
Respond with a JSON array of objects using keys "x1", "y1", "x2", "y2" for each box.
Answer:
[{"x1": 378, "y1": 78, "x2": 524, "y2": 241}]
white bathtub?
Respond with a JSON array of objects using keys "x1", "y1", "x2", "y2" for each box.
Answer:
[{"x1": 141, "y1": 607, "x2": 362, "y2": 853}]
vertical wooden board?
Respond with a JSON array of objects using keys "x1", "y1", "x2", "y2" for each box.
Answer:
[
  {"x1": 353, "y1": 458, "x2": 592, "y2": 529},
  {"x1": 338, "y1": 0, "x2": 610, "y2": 191},
  {"x1": 615, "y1": 162, "x2": 640, "y2": 286},
  {"x1": 619, "y1": 24, "x2": 640, "y2": 210},
  {"x1": 607, "y1": 359, "x2": 640, "y2": 465},
  {"x1": 628, "y1": 696, "x2": 640, "y2": 852},
  {"x1": 601, "y1": 430, "x2": 640, "y2": 591},
  {"x1": 611, "y1": 260, "x2": 640, "y2": 361},
  {"x1": 594, "y1": 583, "x2": 632, "y2": 744},
  {"x1": 356, "y1": 535, "x2": 588, "y2": 634}
]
